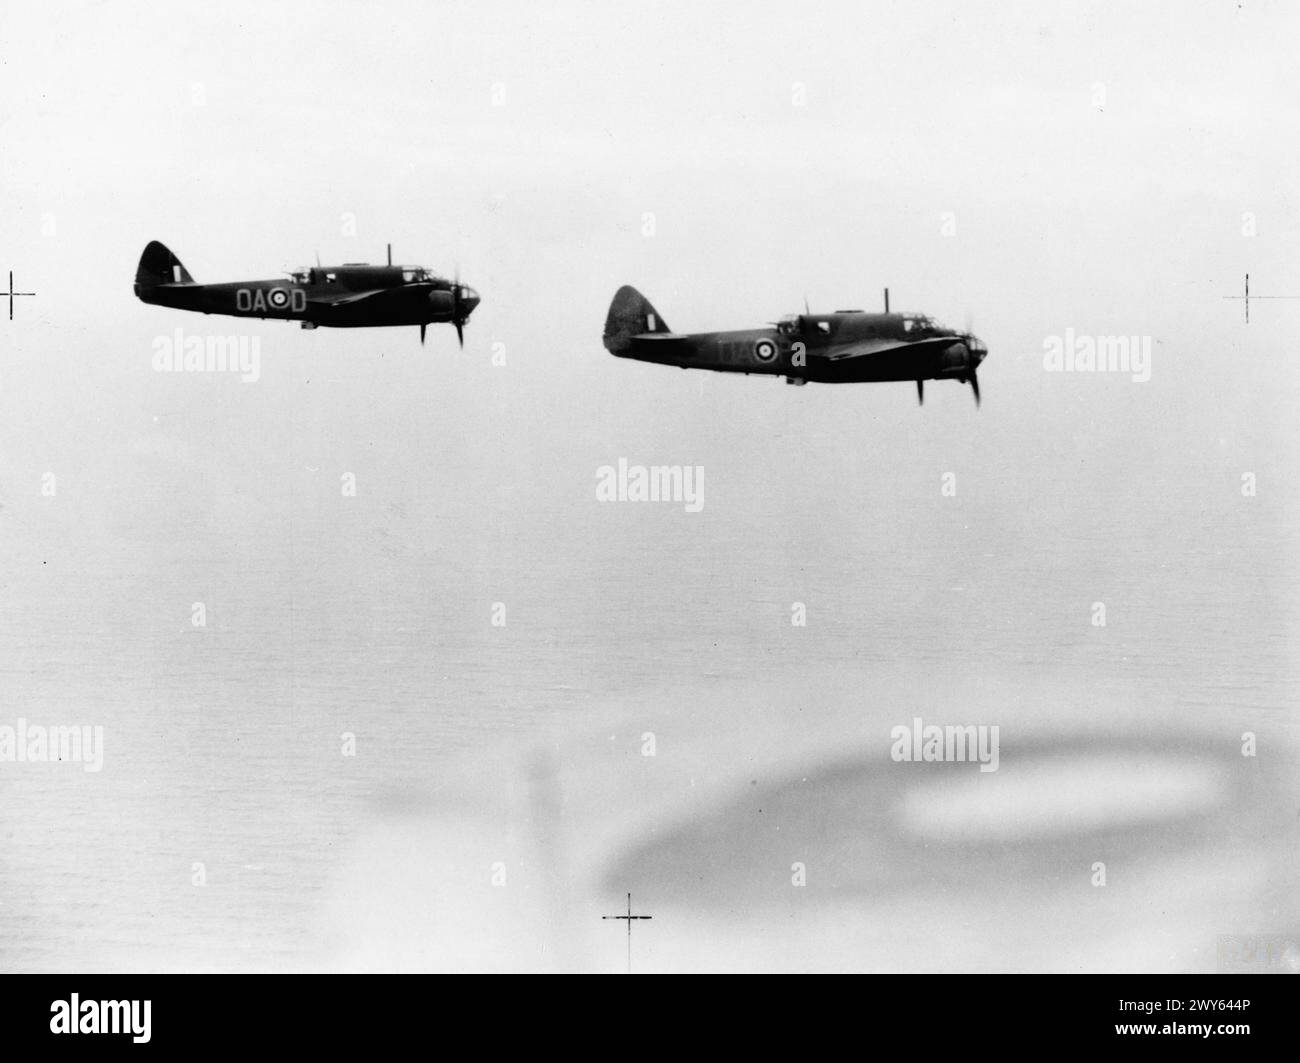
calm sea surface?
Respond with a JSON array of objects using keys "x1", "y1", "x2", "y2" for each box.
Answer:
[{"x1": 1, "y1": 340, "x2": 1295, "y2": 971}]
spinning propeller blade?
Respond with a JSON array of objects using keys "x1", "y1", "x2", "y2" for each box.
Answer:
[{"x1": 450, "y1": 266, "x2": 470, "y2": 348}]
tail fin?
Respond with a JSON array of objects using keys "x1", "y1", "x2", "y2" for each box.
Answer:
[
  {"x1": 134, "y1": 241, "x2": 195, "y2": 296},
  {"x1": 603, "y1": 285, "x2": 671, "y2": 353}
]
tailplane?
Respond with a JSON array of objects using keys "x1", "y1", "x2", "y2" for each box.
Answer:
[
  {"x1": 134, "y1": 241, "x2": 195, "y2": 298},
  {"x1": 603, "y1": 285, "x2": 671, "y2": 353}
]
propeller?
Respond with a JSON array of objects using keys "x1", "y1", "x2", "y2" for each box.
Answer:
[
  {"x1": 450, "y1": 266, "x2": 472, "y2": 348},
  {"x1": 916, "y1": 380, "x2": 924, "y2": 406},
  {"x1": 962, "y1": 312, "x2": 984, "y2": 408}
]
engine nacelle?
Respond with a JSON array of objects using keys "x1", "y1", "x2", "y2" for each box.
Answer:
[
  {"x1": 937, "y1": 341, "x2": 973, "y2": 375},
  {"x1": 427, "y1": 290, "x2": 455, "y2": 316}
]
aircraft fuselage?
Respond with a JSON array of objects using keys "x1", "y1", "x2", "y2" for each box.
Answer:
[
  {"x1": 133, "y1": 242, "x2": 480, "y2": 336},
  {"x1": 137, "y1": 272, "x2": 465, "y2": 328},
  {"x1": 613, "y1": 315, "x2": 981, "y2": 385}
]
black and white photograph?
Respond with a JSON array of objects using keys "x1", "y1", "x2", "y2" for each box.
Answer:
[{"x1": 0, "y1": 0, "x2": 1296, "y2": 1040}]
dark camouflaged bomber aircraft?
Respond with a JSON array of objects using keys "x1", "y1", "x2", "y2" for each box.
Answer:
[
  {"x1": 134, "y1": 241, "x2": 480, "y2": 345},
  {"x1": 603, "y1": 285, "x2": 988, "y2": 405}
]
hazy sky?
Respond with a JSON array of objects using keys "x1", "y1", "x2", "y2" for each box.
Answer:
[
  {"x1": 0, "y1": 1, "x2": 1292, "y2": 555},
  {"x1": 1, "y1": 0, "x2": 1295, "y2": 564}
]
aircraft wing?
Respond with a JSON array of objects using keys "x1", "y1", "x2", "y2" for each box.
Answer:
[
  {"x1": 310, "y1": 289, "x2": 389, "y2": 307},
  {"x1": 309, "y1": 281, "x2": 452, "y2": 306},
  {"x1": 820, "y1": 335, "x2": 963, "y2": 362}
]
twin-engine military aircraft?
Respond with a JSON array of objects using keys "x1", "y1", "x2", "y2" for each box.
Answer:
[
  {"x1": 134, "y1": 241, "x2": 480, "y2": 345},
  {"x1": 603, "y1": 285, "x2": 988, "y2": 405},
  {"x1": 133, "y1": 241, "x2": 988, "y2": 399}
]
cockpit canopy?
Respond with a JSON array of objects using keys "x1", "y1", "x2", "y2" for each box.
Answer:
[
  {"x1": 900, "y1": 313, "x2": 941, "y2": 334},
  {"x1": 290, "y1": 265, "x2": 439, "y2": 286},
  {"x1": 776, "y1": 311, "x2": 955, "y2": 340}
]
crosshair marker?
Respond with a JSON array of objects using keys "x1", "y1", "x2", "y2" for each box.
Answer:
[
  {"x1": 1223, "y1": 273, "x2": 1300, "y2": 324},
  {"x1": 602, "y1": 892, "x2": 652, "y2": 974},
  {"x1": 5, "y1": 271, "x2": 36, "y2": 320}
]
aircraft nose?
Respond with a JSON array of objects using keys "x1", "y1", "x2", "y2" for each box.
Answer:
[{"x1": 455, "y1": 285, "x2": 480, "y2": 318}]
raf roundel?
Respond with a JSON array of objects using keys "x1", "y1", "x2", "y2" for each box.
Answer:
[
  {"x1": 268, "y1": 287, "x2": 290, "y2": 309},
  {"x1": 754, "y1": 338, "x2": 778, "y2": 362}
]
